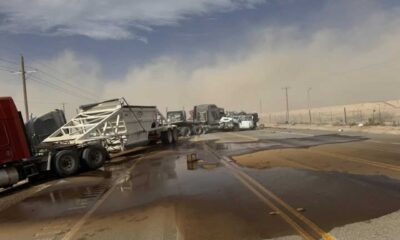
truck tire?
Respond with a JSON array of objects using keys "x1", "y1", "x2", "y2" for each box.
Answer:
[
  {"x1": 233, "y1": 124, "x2": 240, "y2": 131},
  {"x1": 53, "y1": 150, "x2": 79, "y2": 177},
  {"x1": 82, "y1": 146, "x2": 107, "y2": 170},
  {"x1": 179, "y1": 127, "x2": 191, "y2": 137},
  {"x1": 161, "y1": 129, "x2": 173, "y2": 144},
  {"x1": 193, "y1": 126, "x2": 203, "y2": 135},
  {"x1": 172, "y1": 128, "x2": 179, "y2": 143}
]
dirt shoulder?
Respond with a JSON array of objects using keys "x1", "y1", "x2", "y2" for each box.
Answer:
[{"x1": 265, "y1": 123, "x2": 400, "y2": 135}]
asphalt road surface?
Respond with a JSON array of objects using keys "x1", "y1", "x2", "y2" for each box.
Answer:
[{"x1": 1, "y1": 128, "x2": 400, "y2": 240}]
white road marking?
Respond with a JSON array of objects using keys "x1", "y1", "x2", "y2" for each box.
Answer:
[{"x1": 60, "y1": 158, "x2": 142, "y2": 240}]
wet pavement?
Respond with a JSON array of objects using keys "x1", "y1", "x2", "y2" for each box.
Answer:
[{"x1": 1, "y1": 128, "x2": 400, "y2": 239}]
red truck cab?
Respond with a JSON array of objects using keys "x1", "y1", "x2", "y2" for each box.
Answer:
[{"x1": 0, "y1": 97, "x2": 31, "y2": 165}]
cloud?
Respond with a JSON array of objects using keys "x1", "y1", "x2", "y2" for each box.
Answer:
[
  {"x1": 3, "y1": 0, "x2": 400, "y2": 120},
  {"x1": 0, "y1": 0, "x2": 264, "y2": 40},
  {"x1": 102, "y1": 0, "x2": 400, "y2": 113},
  {"x1": 0, "y1": 51, "x2": 105, "y2": 120}
]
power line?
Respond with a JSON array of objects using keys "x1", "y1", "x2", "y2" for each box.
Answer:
[
  {"x1": 29, "y1": 75, "x2": 97, "y2": 101},
  {"x1": 0, "y1": 57, "x2": 19, "y2": 66},
  {"x1": 32, "y1": 61, "x2": 92, "y2": 88},
  {"x1": 28, "y1": 62, "x2": 100, "y2": 99},
  {"x1": 30, "y1": 75, "x2": 96, "y2": 101},
  {"x1": 0, "y1": 66, "x2": 16, "y2": 73},
  {"x1": 0, "y1": 64, "x2": 18, "y2": 72},
  {"x1": 14, "y1": 99, "x2": 70, "y2": 105},
  {"x1": 32, "y1": 61, "x2": 63, "y2": 76},
  {"x1": 28, "y1": 75, "x2": 98, "y2": 101},
  {"x1": 32, "y1": 61, "x2": 100, "y2": 96},
  {"x1": 33, "y1": 68, "x2": 99, "y2": 99}
]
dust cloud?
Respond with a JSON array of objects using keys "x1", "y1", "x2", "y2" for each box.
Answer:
[{"x1": 1, "y1": 0, "x2": 400, "y2": 119}]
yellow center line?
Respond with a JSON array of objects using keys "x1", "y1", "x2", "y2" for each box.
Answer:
[
  {"x1": 226, "y1": 132, "x2": 259, "y2": 141},
  {"x1": 368, "y1": 140, "x2": 400, "y2": 145},
  {"x1": 270, "y1": 130, "x2": 314, "y2": 137},
  {"x1": 224, "y1": 162, "x2": 315, "y2": 240},
  {"x1": 307, "y1": 149, "x2": 400, "y2": 172},
  {"x1": 203, "y1": 141, "x2": 335, "y2": 240},
  {"x1": 222, "y1": 157, "x2": 336, "y2": 240}
]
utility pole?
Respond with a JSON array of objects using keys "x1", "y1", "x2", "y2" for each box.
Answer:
[
  {"x1": 307, "y1": 87, "x2": 312, "y2": 124},
  {"x1": 20, "y1": 55, "x2": 29, "y2": 121},
  {"x1": 378, "y1": 104, "x2": 382, "y2": 124},
  {"x1": 282, "y1": 87, "x2": 290, "y2": 124}
]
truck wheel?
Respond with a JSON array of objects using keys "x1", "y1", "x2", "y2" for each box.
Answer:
[
  {"x1": 54, "y1": 150, "x2": 79, "y2": 177},
  {"x1": 179, "y1": 127, "x2": 191, "y2": 137},
  {"x1": 161, "y1": 130, "x2": 173, "y2": 144},
  {"x1": 233, "y1": 124, "x2": 240, "y2": 131},
  {"x1": 193, "y1": 126, "x2": 203, "y2": 135},
  {"x1": 82, "y1": 146, "x2": 107, "y2": 170},
  {"x1": 172, "y1": 128, "x2": 179, "y2": 143}
]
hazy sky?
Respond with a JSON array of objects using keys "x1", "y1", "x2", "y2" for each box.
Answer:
[{"x1": 1, "y1": 0, "x2": 400, "y2": 119}]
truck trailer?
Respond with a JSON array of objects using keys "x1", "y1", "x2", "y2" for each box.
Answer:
[{"x1": 0, "y1": 97, "x2": 178, "y2": 189}]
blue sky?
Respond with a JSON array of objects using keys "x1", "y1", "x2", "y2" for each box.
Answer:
[
  {"x1": 0, "y1": 0, "x2": 309, "y2": 77},
  {"x1": 1, "y1": 0, "x2": 400, "y2": 118}
]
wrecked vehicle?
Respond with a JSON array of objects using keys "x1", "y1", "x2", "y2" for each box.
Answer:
[
  {"x1": 0, "y1": 97, "x2": 179, "y2": 189},
  {"x1": 219, "y1": 116, "x2": 240, "y2": 131},
  {"x1": 219, "y1": 112, "x2": 258, "y2": 131},
  {"x1": 167, "y1": 104, "x2": 225, "y2": 136},
  {"x1": 166, "y1": 110, "x2": 198, "y2": 136},
  {"x1": 25, "y1": 109, "x2": 66, "y2": 153},
  {"x1": 192, "y1": 104, "x2": 225, "y2": 133}
]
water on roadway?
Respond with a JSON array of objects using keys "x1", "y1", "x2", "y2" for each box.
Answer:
[{"x1": 1, "y1": 129, "x2": 400, "y2": 240}]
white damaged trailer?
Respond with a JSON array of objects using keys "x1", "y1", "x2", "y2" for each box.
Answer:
[
  {"x1": 39, "y1": 98, "x2": 178, "y2": 177},
  {"x1": 44, "y1": 98, "x2": 178, "y2": 150}
]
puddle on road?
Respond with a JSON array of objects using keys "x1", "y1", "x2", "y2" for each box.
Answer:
[
  {"x1": 187, "y1": 159, "x2": 221, "y2": 171},
  {"x1": 2, "y1": 136, "x2": 400, "y2": 240},
  {"x1": 239, "y1": 166, "x2": 400, "y2": 237},
  {"x1": 203, "y1": 133, "x2": 367, "y2": 158},
  {"x1": 231, "y1": 143, "x2": 400, "y2": 181}
]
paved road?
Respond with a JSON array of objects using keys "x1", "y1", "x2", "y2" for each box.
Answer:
[{"x1": 1, "y1": 128, "x2": 400, "y2": 240}]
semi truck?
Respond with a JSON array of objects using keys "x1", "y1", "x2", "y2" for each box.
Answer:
[
  {"x1": 25, "y1": 109, "x2": 67, "y2": 153},
  {"x1": 166, "y1": 110, "x2": 197, "y2": 136},
  {"x1": 0, "y1": 97, "x2": 178, "y2": 189},
  {"x1": 167, "y1": 104, "x2": 225, "y2": 136}
]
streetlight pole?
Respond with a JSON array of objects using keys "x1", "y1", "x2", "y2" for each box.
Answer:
[{"x1": 307, "y1": 87, "x2": 312, "y2": 124}]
